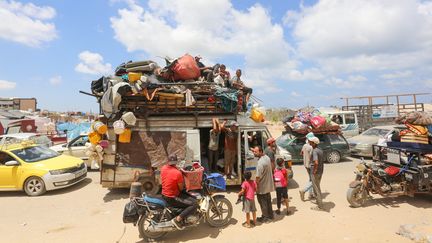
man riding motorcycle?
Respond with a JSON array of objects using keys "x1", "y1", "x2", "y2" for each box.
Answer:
[{"x1": 161, "y1": 154, "x2": 198, "y2": 230}]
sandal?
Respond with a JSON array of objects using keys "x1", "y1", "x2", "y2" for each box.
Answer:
[{"x1": 242, "y1": 222, "x2": 252, "y2": 228}]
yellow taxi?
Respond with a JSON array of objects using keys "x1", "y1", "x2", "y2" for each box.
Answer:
[{"x1": 0, "y1": 142, "x2": 87, "y2": 196}]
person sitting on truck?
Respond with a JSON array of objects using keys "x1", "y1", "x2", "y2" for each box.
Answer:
[
  {"x1": 231, "y1": 69, "x2": 253, "y2": 105},
  {"x1": 214, "y1": 64, "x2": 231, "y2": 87},
  {"x1": 221, "y1": 120, "x2": 239, "y2": 179},
  {"x1": 161, "y1": 155, "x2": 198, "y2": 230},
  {"x1": 194, "y1": 56, "x2": 213, "y2": 80}
]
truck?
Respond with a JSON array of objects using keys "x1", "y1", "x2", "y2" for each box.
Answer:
[{"x1": 96, "y1": 88, "x2": 291, "y2": 193}]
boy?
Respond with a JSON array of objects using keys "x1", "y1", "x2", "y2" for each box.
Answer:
[
  {"x1": 238, "y1": 171, "x2": 257, "y2": 228},
  {"x1": 274, "y1": 158, "x2": 290, "y2": 215}
]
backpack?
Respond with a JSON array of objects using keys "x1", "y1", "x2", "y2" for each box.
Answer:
[
  {"x1": 122, "y1": 201, "x2": 140, "y2": 224},
  {"x1": 274, "y1": 168, "x2": 286, "y2": 188}
]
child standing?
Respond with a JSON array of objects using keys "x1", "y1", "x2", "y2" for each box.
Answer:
[
  {"x1": 274, "y1": 158, "x2": 290, "y2": 215},
  {"x1": 238, "y1": 171, "x2": 257, "y2": 228}
]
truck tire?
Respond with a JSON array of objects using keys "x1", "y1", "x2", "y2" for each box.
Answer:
[{"x1": 139, "y1": 177, "x2": 160, "y2": 195}]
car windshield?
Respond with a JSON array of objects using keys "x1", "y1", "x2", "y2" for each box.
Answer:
[
  {"x1": 30, "y1": 135, "x2": 51, "y2": 146},
  {"x1": 361, "y1": 128, "x2": 390, "y2": 137},
  {"x1": 11, "y1": 146, "x2": 59, "y2": 163}
]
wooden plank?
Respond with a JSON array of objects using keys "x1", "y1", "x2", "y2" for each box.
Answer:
[{"x1": 101, "y1": 166, "x2": 150, "y2": 182}]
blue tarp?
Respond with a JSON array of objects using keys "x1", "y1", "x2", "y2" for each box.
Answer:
[{"x1": 57, "y1": 122, "x2": 91, "y2": 141}]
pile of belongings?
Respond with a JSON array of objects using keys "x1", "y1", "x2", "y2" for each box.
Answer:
[
  {"x1": 388, "y1": 111, "x2": 432, "y2": 165},
  {"x1": 392, "y1": 111, "x2": 432, "y2": 145},
  {"x1": 89, "y1": 54, "x2": 253, "y2": 118},
  {"x1": 282, "y1": 109, "x2": 341, "y2": 136}
]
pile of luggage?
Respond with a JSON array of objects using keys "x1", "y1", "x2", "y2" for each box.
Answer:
[
  {"x1": 89, "y1": 54, "x2": 251, "y2": 118},
  {"x1": 282, "y1": 109, "x2": 341, "y2": 136}
]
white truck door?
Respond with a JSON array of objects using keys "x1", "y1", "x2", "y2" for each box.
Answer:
[{"x1": 186, "y1": 129, "x2": 201, "y2": 163}]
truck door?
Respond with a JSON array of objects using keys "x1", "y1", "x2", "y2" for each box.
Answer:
[{"x1": 241, "y1": 129, "x2": 269, "y2": 180}]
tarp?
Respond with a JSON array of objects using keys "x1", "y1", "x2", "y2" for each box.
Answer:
[{"x1": 56, "y1": 122, "x2": 91, "y2": 141}]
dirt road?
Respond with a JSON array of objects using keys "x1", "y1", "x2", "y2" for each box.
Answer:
[{"x1": 1, "y1": 157, "x2": 431, "y2": 243}]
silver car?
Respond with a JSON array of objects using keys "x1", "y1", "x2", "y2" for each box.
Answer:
[{"x1": 348, "y1": 125, "x2": 403, "y2": 157}]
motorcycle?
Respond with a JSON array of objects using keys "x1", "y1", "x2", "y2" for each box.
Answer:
[
  {"x1": 347, "y1": 150, "x2": 432, "y2": 208},
  {"x1": 123, "y1": 173, "x2": 233, "y2": 241}
]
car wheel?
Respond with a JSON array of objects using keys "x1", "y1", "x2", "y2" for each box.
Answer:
[
  {"x1": 326, "y1": 151, "x2": 341, "y2": 163},
  {"x1": 24, "y1": 176, "x2": 46, "y2": 196}
]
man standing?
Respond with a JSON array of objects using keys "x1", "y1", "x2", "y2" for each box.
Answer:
[
  {"x1": 308, "y1": 137, "x2": 325, "y2": 211},
  {"x1": 253, "y1": 146, "x2": 275, "y2": 223},
  {"x1": 208, "y1": 118, "x2": 220, "y2": 172},
  {"x1": 299, "y1": 134, "x2": 314, "y2": 201},
  {"x1": 161, "y1": 155, "x2": 198, "y2": 229},
  {"x1": 221, "y1": 120, "x2": 238, "y2": 179},
  {"x1": 264, "y1": 137, "x2": 276, "y2": 170}
]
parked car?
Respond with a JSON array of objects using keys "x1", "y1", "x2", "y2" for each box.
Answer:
[
  {"x1": 50, "y1": 134, "x2": 89, "y2": 167},
  {"x1": 276, "y1": 133, "x2": 350, "y2": 163},
  {"x1": 0, "y1": 133, "x2": 53, "y2": 148},
  {"x1": 0, "y1": 143, "x2": 87, "y2": 196},
  {"x1": 348, "y1": 125, "x2": 403, "y2": 157}
]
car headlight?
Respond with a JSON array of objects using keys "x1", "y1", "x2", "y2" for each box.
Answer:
[{"x1": 49, "y1": 169, "x2": 68, "y2": 175}]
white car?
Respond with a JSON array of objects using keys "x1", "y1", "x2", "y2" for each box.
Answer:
[
  {"x1": 50, "y1": 134, "x2": 90, "y2": 167},
  {"x1": 0, "y1": 133, "x2": 53, "y2": 148}
]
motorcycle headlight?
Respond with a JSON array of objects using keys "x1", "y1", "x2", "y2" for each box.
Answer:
[
  {"x1": 49, "y1": 169, "x2": 68, "y2": 175},
  {"x1": 356, "y1": 163, "x2": 366, "y2": 172}
]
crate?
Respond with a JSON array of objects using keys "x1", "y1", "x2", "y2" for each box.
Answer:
[
  {"x1": 206, "y1": 173, "x2": 226, "y2": 191},
  {"x1": 181, "y1": 166, "x2": 204, "y2": 191}
]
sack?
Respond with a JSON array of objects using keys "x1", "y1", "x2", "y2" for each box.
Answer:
[
  {"x1": 250, "y1": 108, "x2": 264, "y2": 122},
  {"x1": 91, "y1": 77, "x2": 104, "y2": 94},
  {"x1": 310, "y1": 116, "x2": 326, "y2": 129},
  {"x1": 122, "y1": 201, "x2": 140, "y2": 223},
  {"x1": 171, "y1": 54, "x2": 200, "y2": 81},
  {"x1": 384, "y1": 166, "x2": 400, "y2": 176}
]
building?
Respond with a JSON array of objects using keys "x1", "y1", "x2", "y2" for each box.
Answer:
[{"x1": 0, "y1": 98, "x2": 37, "y2": 111}]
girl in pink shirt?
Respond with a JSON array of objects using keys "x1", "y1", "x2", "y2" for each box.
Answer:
[{"x1": 238, "y1": 171, "x2": 257, "y2": 228}]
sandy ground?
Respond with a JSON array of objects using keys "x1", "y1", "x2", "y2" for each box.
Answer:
[{"x1": 1, "y1": 156, "x2": 432, "y2": 243}]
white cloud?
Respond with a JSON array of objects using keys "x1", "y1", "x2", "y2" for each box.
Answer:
[
  {"x1": 49, "y1": 75, "x2": 62, "y2": 85},
  {"x1": 323, "y1": 75, "x2": 366, "y2": 89},
  {"x1": 110, "y1": 0, "x2": 294, "y2": 91},
  {"x1": 0, "y1": 80, "x2": 17, "y2": 90},
  {"x1": 75, "y1": 51, "x2": 112, "y2": 75},
  {"x1": 0, "y1": 0, "x2": 57, "y2": 47},
  {"x1": 290, "y1": 91, "x2": 301, "y2": 97},
  {"x1": 290, "y1": 0, "x2": 432, "y2": 74},
  {"x1": 380, "y1": 70, "x2": 413, "y2": 79}
]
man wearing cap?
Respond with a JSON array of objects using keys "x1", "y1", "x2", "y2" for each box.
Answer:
[
  {"x1": 161, "y1": 155, "x2": 198, "y2": 229},
  {"x1": 308, "y1": 137, "x2": 325, "y2": 211},
  {"x1": 253, "y1": 145, "x2": 275, "y2": 222},
  {"x1": 264, "y1": 137, "x2": 276, "y2": 170},
  {"x1": 299, "y1": 133, "x2": 315, "y2": 201},
  {"x1": 221, "y1": 120, "x2": 239, "y2": 179}
]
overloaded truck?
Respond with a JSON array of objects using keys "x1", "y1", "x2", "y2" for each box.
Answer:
[{"x1": 86, "y1": 57, "x2": 291, "y2": 193}]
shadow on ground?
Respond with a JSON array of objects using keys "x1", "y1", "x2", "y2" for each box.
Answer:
[
  {"x1": 103, "y1": 188, "x2": 130, "y2": 202},
  {"x1": 0, "y1": 177, "x2": 92, "y2": 197},
  {"x1": 360, "y1": 194, "x2": 432, "y2": 209}
]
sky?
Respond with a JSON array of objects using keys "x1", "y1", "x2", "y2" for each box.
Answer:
[{"x1": 0, "y1": 0, "x2": 431, "y2": 113}]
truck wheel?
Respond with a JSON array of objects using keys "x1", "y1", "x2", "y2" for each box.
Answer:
[
  {"x1": 24, "y1": 176, "x2": 46, "y2": 196},
  {"x1": 140, "y1": 177, "x2": 160, "y2": 195},
  {"x1": 326, "y1": 151, "x2": 341, "y2": 163},
  {"x1": 347, "y1": 185, "x2": 365, "y2": 208}
]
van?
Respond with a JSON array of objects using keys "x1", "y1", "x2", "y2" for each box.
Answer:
[
  {"x1": 324, "y1": 111, "x2": 359, "y2": 138},
  {"x1": 100, "y1": 114, "x2": 291, "y2": 193}
]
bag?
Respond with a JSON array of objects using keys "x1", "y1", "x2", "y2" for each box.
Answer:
[
  {"x1": 122, "y1": 201, "x2": 140, "y2": 223},
  {"x1": 181, "y1": 166, "x2": 204, "y2": 191},
  {"x1": 171, "y1": 54, "x2": 200, "y2": 81},
  {"x1": 88, "y1": 131, "x2": 101, "y2": 145},
  {"x1": 384, "y1": 166, "x2": 400, "y2": 176},
  {"x1": 310, "y1": 116, "x2": 326, "y2": 129},
  {"x1": 91, "y1": 77, "x2": 104, "y2": 94}
]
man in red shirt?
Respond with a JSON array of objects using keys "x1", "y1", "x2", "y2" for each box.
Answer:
[{"x1": 161, "y1": 155, "x2": 197, "y2": 230}]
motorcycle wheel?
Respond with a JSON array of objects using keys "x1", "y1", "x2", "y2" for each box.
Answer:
[
  {"x1": 346, "y1": 185, "x2": 366, "y2": 208},
  {"x1": 138, "y1": 215, "x2": 167, "y2": 241},
  {"x1": 206, "y1": 197, "x2": 233, "y2": 227}
]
